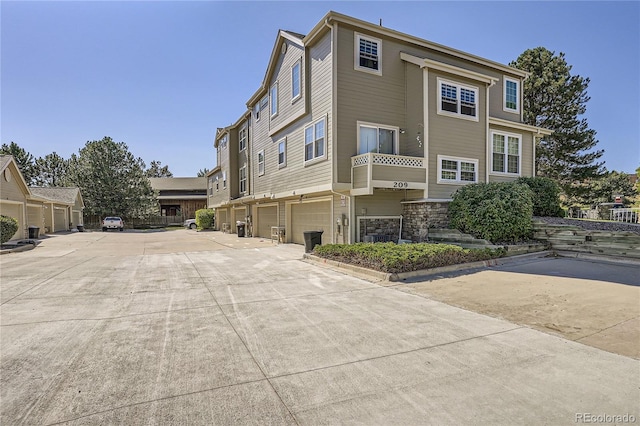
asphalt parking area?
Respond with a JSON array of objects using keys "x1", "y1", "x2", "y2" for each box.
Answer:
[{"x1": 1, "y1": 230, "x2": 638, "y2": 424}]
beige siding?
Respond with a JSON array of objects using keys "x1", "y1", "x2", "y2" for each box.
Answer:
[
  {"x1": 428, "y1": 70, "x2": 487, "y2": 199},
  {"x1": 1, "y1": 170, "x2": 28, "y2": 202},
  {"x1": 252, "y1": 31, "x2": 333, "y2": 196},
  {"x1": 332, "y1": 193, "x2": 350, "y2": 244},
  {"x1": 335, "y1": 24, "x2": 409, "y2": 183},
  {"x1": 267, "y1": 42, "x2": 306, "y2": 133},
  {"x1": 372, "y1": 165, "x2": 426, "y2": 182},
  {"x1": 353, "y1": 166, "x2": 368, "y2": 188},
  {"x1": 489, "y1": 124, "x2": 535, "y2": 179},
  {"x1": 490, "y1": 77, "x2": 524, "y2": 122},
  {"x1": 354, "y1": 190, "x2": 413, "y2": 217}
]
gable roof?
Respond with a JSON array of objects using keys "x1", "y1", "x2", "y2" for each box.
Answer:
[
  {"x1": 0, "y1": 154, "x2": 32, "y2": 195},
  {"x1": 148, "y1": 177, "x2": 207, "y2": 191},
  {"x1": 29, "y1": 187, "x2": 84, "y2": 207}
]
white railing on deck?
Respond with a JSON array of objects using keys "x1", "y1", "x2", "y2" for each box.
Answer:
[
  {"x1": 351, "y1": 153, "x2": 424, "y2": 168},
  {"x1": 610, "y1": 208, "x2": 640, "y2": 223}
]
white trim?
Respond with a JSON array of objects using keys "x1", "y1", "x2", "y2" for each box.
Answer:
[
  {"x1": 257, "y1": 150, "x2": 265, "y2": 177},
  {"x1": 437, "y1": 155, "x2": 479, "y2": 184},
  {"x1": 303, "y1": 116, "x2": 327, "y2": 165},
  {"x1": 354, "y1": 32, "x2": 382, "y2": 76},
  {"x1": 277, "y1": 138, "x2": 287, "y2": 169},
  {"x1": 356, "y1": 121, "x2": 399, "y2": 155},
  {"x1": 400, "y1": 53, "x2": 498, "y2": 85},
  {"x1": 239, "y1": 123, "x2": 247, "y2": 152},
  {"x1": 423, "y1": 68, "x2": 429, "y2": 199},
  {"x1": 488, "y1": 117, "x2": 552, "y2": 135},
  {"x1": 437, "y1": 77, "x2": 479, "y2": 122},
  {"x1": 291, "y1": 59, "x2": 302, "y2": 103},
  {"x1": 490, "y1": 130, "x2": 522, "y2": 176},
  {"x1": 270, "y1": 81, "x2": 278, "y2": 118},
  {"x1": 503, "y1": 76, "x2": 520, "y2": 113}
]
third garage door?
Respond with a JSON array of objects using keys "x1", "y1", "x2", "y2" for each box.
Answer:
[
  {"x1": 256, "y1": 205, "x2": 278, "y2": 238},
  {"x1": 291, "y1": 200, "x2": 331, "y2": 245}
]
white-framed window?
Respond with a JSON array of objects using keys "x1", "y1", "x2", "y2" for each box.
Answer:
[
  {"x1": 357, "y1": 122, "x2": 398, "y2": 155},
  {"x1": 257, "y1": 150, "x2": 265, "y2": 176},
  {"x1": 255, "y1": 95, "x2": 268, "y2": 121},
  {"x1": 503, "y1": 77, "x2": 520, "y2": 113},
  {"x1": 491, "y1": 131, "x2": 521, "y2": 175},
  {"x1": 291, "y1": 60, "x2": 301, "y2": 101},
  {"x1": 437, "y1": 155, "x2": 478, "y2": 184},
  {"x1": 222, "y1": 171, "x2": 227, "y2": 189},
  {"x1": 304, "y1": 117, "x2": 326, "y2": 163},
  {"x1": 270, "y1": 82, "x2": 278, "y2": 117},
  {"x1": 216, "y1": 176, "x2": 219, "y2": 191},
  {"x1": 278, "y1": 138, "x2": 287, "y2": 168},
  {"x1": 219, "y1": 134, "x2": 228, "y2": 148},
  {"x1": 239, "y1": 125, "x2": 247, "y2": 152},
  {"x1": 437, "y1": 78, "x2": 479, "y2": 121},
  {"x1": 239, "y1": 166, "x2": 247, "y2": 194},
  {"x1": 354, "y1": 33, "x2": 382, "y2": 75},
  {"x1": 208, "y1": 177, "x2": 213, "y2": 195}
]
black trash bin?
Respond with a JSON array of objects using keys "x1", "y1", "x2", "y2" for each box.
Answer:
[
  {"x1": 303, "y1": 230, "x2": 323, "y2": 253},
  {"x1": 236, "y1": 221, "x2": 246, "y2": 237},
  {"x1": 77, "y1": 225, "x2": 84, "y2": 232},
  {"x1": 28, "y1": 226, "x2": 40, "y2": 239}
]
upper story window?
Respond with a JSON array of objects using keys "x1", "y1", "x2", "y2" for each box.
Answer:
[
  {"x1": 355, "y1": 33, "x2": 382, "y2": 75},
  {"x1": 437, "y1": 155, "x2": 478, "y2": 184},
  {"x1": 222, "y1": 171, "x2": 227, "y2": 189},
  {"x1": 239, "y1": 166, "x2": 247, "y2": 194},
  {"x1": 278, "y1": 138, "x2": 287, "y2": 168},
  {"x1": 255, "y1": 95, "x2": 268, "y2": 121},
  {"x1": 491, "y1": 131, "x2": 521, "y2": 175},
  {"x1": 358, "y1": 122, "x2": 398, "y2": 155},
  {"x1": 503, "y1": 77, "x2": 520, "y2": 113},
  {"x1": 437, "y1": 78, "x2": 479, "y2": 121},
  {"x1": 239, "y1": 125, "x2": 247, "y2": 152},
  {"x1": 257, "y1": 150, "x2": 265, "y2": 176},
  {"x1": 216, "y1": 176, "x2": 219, "y2": 191},
  {"x1": 291, "y1": 61, "x2": 301, "y2": 101},
  {"x1": 270, "y1": 82, "x2": 278, "y2": 117},
  {"x1": 219, "y1": 134, "x2": 228, "y2": 148},
  {"x1": 304, "y1": 117, "x2": 326, "y2": 163}
]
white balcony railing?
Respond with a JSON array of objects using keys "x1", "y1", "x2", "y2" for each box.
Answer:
[
  {"x1": 351, "y1": 152, "x2": 424, "y2": 168},
  {"x1": 610, "y1": 208, "x2": 640, "y2": 223}
]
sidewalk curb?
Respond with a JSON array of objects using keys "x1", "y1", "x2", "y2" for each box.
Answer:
[
  {"x1": 303, "y1": 250, "x2": 554, "y2": 283},
  {"x1": 0, "y1": 241, "x2": 38, "y2": 255}
]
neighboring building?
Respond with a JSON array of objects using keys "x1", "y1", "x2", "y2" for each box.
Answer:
[
  {"x1": 1, "y1": 155, "x2": 84, "y2": 240},
  {"x1": 29, "y1": 187, "x2": 85, "y2": 233},
  {"x1": 149, "y1": 177, "x2": 207, "y2": 223},
  {"x1": 207, "y1": 11, "x2": 551, "y2": 245}
]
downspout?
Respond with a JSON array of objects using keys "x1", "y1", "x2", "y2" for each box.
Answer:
[{"x1": 486, "y1": 79, "x2": 496, "y2": 183}]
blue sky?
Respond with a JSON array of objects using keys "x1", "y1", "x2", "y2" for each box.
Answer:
[{"x1": 2, "y1": 1, "x2": 639, "y2": 177}]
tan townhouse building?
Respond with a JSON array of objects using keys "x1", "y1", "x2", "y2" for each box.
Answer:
[{"x1": 207, "y1": 11, "x2": 551, "y2": 246}]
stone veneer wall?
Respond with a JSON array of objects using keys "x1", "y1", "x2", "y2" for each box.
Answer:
[
  {"x1": 359, "y1": 218, "x2": 401, "y2": 242},
  {"x1": 401, "y1": 201, "x2": 450, "y2": 242}
]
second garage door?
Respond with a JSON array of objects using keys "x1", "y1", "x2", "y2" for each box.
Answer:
[
  {"x1": 291, "y1": 201, "x2": 332, "y2": 245},
  {"x1": 256, "y1": 206, "x2": 278, "y2": 238}
]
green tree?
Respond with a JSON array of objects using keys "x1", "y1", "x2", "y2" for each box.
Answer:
[
  {"x1": 197, "y1": 168, "x2": 210, "y2": 177},
  {"x1": 145, "y1": 160, "x2": 173, "y2": 178},
  {"x1": 33, "y1": 152, "x2": 69, "y2": 187},
  {"x1": 588, "y1": 171, "x2": 638, "y2": 206},
  {"x1": 511, "y1": 47, "x2": 604, "y2": 204},
  {"x1": 68, "y1": 137, "x2": 156, "y2": 218},
  {"x1": 0, "y1": 142, "x2": 37, "y2": 184}
]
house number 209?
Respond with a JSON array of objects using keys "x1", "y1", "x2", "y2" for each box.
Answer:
[{"x1": 393, "y1": 181, "x2": 409, "y2": 188}]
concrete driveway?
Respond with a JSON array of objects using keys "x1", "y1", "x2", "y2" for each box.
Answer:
[{"x1": 1, "y1": 230, "x2": 638, "y2": 425}]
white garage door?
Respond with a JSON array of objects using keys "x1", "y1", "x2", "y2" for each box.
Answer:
[
  {"x1": 53, "y1": 208, "x2": 66, "y2": 232},
  {"x1": 256, "y1": 206, "x2": 278, "y2": 238},
  {"x1": 291, "y1": 201, "x2": 332, "y2": 245},
  {"x1": 216, "y1": 210, "x2": 227, "y2": 231}
]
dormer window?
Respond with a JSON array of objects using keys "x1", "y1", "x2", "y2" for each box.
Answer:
[{"x1": 355, "y1": 33, "x2": 382, "y2": 75}]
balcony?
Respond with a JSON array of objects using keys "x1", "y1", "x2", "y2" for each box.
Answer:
[{"x1": 351, "y1": 153, "x2": 427, "y2": 196}]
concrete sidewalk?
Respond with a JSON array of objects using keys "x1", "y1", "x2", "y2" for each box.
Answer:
[{"x1": 1, "y1": 230, "x2": 638, "y2": 424}]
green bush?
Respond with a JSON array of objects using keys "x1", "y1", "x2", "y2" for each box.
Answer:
[
  {"x1": 516, "y1": 176, "x2": 565, "y2": 217},
  {"x1": 449, "y1": 182, "x2": 534, "y2": 243},
  {"x1": 313, "y1": 242, "x2": 505, "y2": 274},
  {"x1": 195, "y1": 208, "x2": 215, "y2": 229},
  {"x1": 0, "y1": 215, "x2": 19, "y2": 244}
]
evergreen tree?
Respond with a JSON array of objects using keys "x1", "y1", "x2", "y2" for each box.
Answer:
[
  {"x1": 34, "y1": 152, "x2": 69, "y2": 187},
  {"x1": 67, "y1": 137, "x2": 156, "y2": 218},
  {"x1": 197, "y1": 168, "x2": 210, "y2": 177},
  {"x1": 0, "y1": 142, "x2": 37, "y2": 184},
  {"x1": 511, "y1": 47, "x2": 604, "y2": 204},
  {"x1": 145, "y1": 160, "x2": 173, "y2": 178},
  {"x1": 588, "y1": 171, "x2": 638, "y2": 206}
]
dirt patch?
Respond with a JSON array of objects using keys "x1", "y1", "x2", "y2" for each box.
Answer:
[{"x1": 399, "y1": 266, "x2": 640, "y2": 359}]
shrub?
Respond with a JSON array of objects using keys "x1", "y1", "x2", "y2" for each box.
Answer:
[
  {"x1": 195, "y1": 208, "x2": 215, "y2": 229},
  {"x1": 313, "y1": 242, "x2": 505, "y2": 274},
  {"x1": 449, "y1": 182, "x2": 534, "y2": 243},
  {"x1": 517, "y1": 176, "x2": 565, "y2": 217},
  {"x1": 0, "y1": 215, "x2": 19, "y2": 244}
]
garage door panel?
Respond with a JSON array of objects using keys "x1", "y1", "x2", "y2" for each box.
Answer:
[
  {"x1": 257, "y1": 206, "x2": 278, "y2": 238},
  {"x1": 217, "y1": 210, "x2": 227, "y2": 231},
  {"x1": 54, "y1": 209, "x2": 66, "y2": 232},
  {"x1": 291, "y1": 201, "x2": 331, "y2": 245}
]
